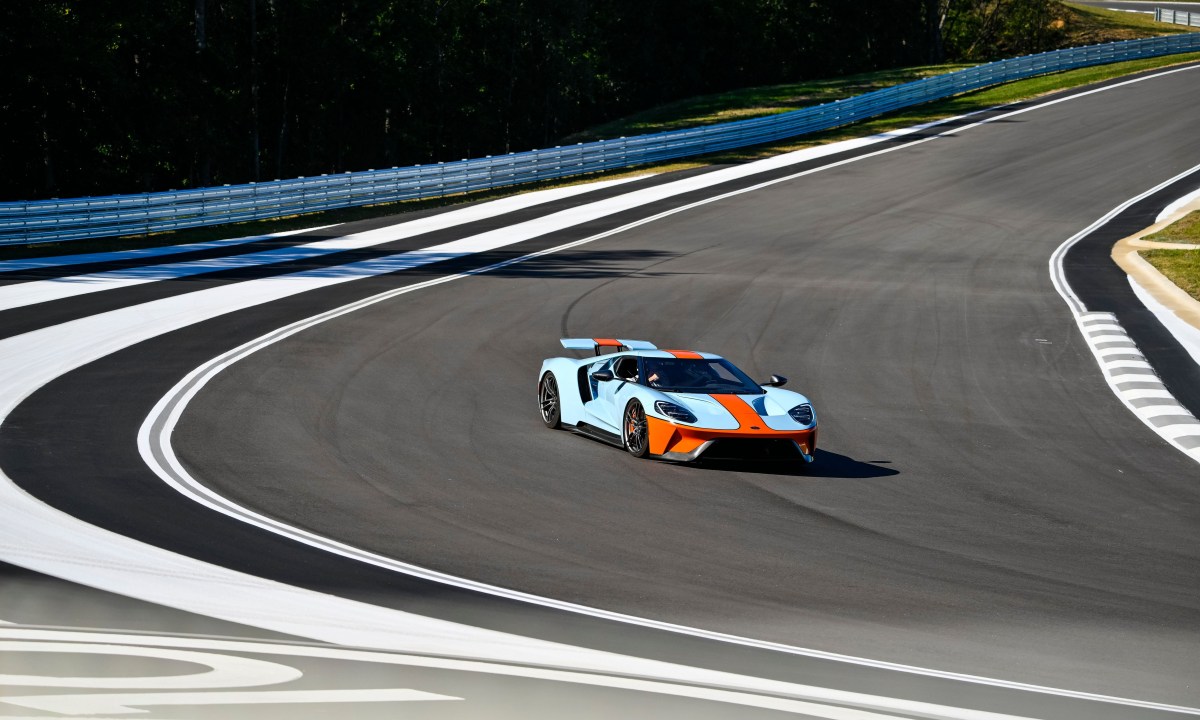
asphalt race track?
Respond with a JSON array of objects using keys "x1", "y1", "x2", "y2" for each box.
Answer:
[{"x1": 2, "y1": 64, "x2": 1199, "y2": 719}]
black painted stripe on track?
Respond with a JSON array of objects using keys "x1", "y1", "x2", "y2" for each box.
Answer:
[
  {"x1": 0, "y1": 172, "x2": 713, "y2": 286},
  {"x1": 0, "y1": 170, "x2": 721, "y2": 339}
]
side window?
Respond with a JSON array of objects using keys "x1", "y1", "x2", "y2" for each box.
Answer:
[
  {"x1": 614, "y1": 356, "x2": 639, "y2": 381},
  {"x1": 588, "y1": 359, "x2": 613, "y2": 400}
]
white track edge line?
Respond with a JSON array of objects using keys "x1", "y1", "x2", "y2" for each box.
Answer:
[
  {"x1": 140, "y1": 255, "x2": 1200, "y2": 719},
  {"x1": 0, "y1": 226, "x2": 334, "y2": 274},
  {"x1": 1048, "y1": 162, "x2": 1200, "y2": 466},
  {"x1": 0, "y1": 628, "x2": 1047, "y2": 720},
  {"x1": 136, "y1": 65, "x2": 1200, "y2": 716}
]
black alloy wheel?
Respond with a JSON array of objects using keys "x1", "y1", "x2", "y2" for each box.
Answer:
[
  {"x1": 623, "y1": 400, "x2": 650, "y2": 458},
  {"x1": 539, "y1": 373, "x2": 561, "y2": 428}
]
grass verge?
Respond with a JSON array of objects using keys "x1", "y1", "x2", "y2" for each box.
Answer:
[
  {"x1": 1057, "y1": 1, "x2": 1195, "y2": 44},
  {"x1": 563, "y1": 65, "x2": 975, "y2": 142},
  {"x1": 1142, "y1": 248, "x2": 1200, "y2": 301},
  {"x1": 1142, "y1": 209, "x2": 1200, "y2": 302},
  {"x1": 1145, "y1": 210, "x2": 1200, "y2": 243},
  {"x1": 5, "y1": 50, "x2": 1199, "y2": 262}
]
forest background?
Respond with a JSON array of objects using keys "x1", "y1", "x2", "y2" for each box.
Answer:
[{"x1": 0, "y1": 0, "x2": 1080, "y2": 200}]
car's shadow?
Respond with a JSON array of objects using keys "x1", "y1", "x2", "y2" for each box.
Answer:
[{"x1": 688, "y1": 449, "x2": 898, "y2": 478}]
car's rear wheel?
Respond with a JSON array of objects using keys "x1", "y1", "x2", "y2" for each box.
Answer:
[
  {"x1": 622, "y1": 400, "x2": 650, "y2": 458},
  {"x1": 539, "y1": 372, "x2": 561, "y2": 429}
]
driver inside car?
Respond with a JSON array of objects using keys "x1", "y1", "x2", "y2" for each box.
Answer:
[{"x1": 647, "y1": 363, "x2": 676, "y2": 388}]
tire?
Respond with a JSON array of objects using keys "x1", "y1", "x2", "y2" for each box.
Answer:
[
  {"x1": 622, "y1": 400, "x2": 650, "y2": 458},
  {"x1": 538, "y1": 372, "x2": 561, "y2": 429}
]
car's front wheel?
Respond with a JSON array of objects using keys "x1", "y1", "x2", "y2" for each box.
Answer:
[
  {"x1": 539, "y1": 372, "x2": 561, "y2": 429},
  {"x1": 622, "y1": 400, "x2": 650, "y2": 458}
]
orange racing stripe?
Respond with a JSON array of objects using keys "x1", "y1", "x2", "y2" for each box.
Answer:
[
  {"x1": 665, "y1": 350, "x2": 703, "y2": 359},
  {"x1": 593, "y1": 338, "x2": 623, "y2": 347},
  {"x1": 650, "y1": 393, "x2": 818, "y2": 459},
  {"x1": 709, "y1": 394, "x2": 766, "y2": 430}
]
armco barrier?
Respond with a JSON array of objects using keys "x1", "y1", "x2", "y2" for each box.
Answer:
[
  {"x1": 3, "y1": 33, "x2": 1199, "y2": 245},
  {"x1": 1157, "y1": 7, "x2": 1200, "y2": 27}
]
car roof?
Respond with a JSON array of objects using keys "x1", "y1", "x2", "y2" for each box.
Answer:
[{"x1": 619, "y1": 350, "x2": 724, "y2": 360}]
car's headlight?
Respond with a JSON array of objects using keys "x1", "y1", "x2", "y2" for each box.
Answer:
[
  {"x1": 655, "y1": 400, "x2": 697, "y2": 424},
  {"x1": 788, "y1": 403, "x2": 815, "y2": 425}
]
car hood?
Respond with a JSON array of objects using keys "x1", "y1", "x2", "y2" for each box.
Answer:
[{"x1": 659, "y1": 390, "x2": 813, "y2": 431}]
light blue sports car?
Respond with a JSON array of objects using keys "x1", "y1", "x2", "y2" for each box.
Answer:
[{"x1": 538, "y1": 338, "x2": 818, "y2": 463}]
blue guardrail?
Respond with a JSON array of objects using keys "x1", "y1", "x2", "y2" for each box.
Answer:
[{"x1": 3, "y1": 33, "x2": 1198, "y2": 244}]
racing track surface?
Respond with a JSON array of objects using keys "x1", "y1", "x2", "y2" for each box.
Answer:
[
  {"x1": 3, "y1": 65, "x2": 1200, "y2": 718},
  {"x1": 176, "y1": 66, "x2": 1200, "y2": 700}
]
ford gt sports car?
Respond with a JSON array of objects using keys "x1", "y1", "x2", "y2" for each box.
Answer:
[{"x1": 538, "y1": 339, "x2": 817, "y2": 463}]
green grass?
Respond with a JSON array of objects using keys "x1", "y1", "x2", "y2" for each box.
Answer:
[
  {"x1": 563, "y1": 65, "x2": 974, "y2": 143},
  {"x1": 1145, "y1": 210, "x2": 1200, "y2": 244},
  {"x1": 1142, "y1": 248, "x2": 1200, "y2": 300},
  {"x1": 638, "y1": 51, "x2": 1200, "y2": 166},
  {"x1": 567, "y1": 1, "x2": 1193, "y2": 144},
  {"x1": 1058, "y1": 1, "x2": 1196, "y2": 45},
  {"x1": 1141, "y1": 210, "x2": 1200, "y2": 301},
  {"x1": 573, "y1": 54, "x2": 1200, "y2": 151}
]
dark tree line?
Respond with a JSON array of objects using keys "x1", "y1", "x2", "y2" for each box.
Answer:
[{"x1": 0, "y1": 0, "x2": 1060, "y2": 201}]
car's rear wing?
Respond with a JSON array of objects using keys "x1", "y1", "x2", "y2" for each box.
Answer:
[{"x1": 560, "y1": 338, "x2": 657, "y2": 355}]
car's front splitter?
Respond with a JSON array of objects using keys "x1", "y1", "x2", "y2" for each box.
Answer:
[{"x1": 647, "y1": 416, "x2": 817, "y2": 463}]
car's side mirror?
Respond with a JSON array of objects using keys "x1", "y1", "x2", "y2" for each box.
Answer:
[
  {"x1": 591, "y1": 370, "x2": 615, "y2": 382},
  {"x1": 761, "y1": 374, "x2": 787, "y2": 387}
]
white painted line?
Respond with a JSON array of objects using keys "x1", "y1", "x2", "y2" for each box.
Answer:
[
  {"x1": 0, "y1": 640, "x2": 301, "y2": 688},
  {"x1": 137, "y1": 125, "x2": 1200, "y2": 720},
  {"x1": 0, "y1": 494, "x2": 993, "y2": 720},
  {"x1": 1096, "y1": 346, "x2": 1139, "y2": 357},
  {"x1": 1106, "y1": 372, "x2": 1158, "y2": 383},
  {"x1": 0, "y1": 227, "x2": 327, "y2": 274},
  {"x1": 1049, "y1": 136, "x2": 1200, "y2": 316},
  {"x1": 0, "y1": 176, "x2": 649, "y2": 312},
  {"x1": 1156, "y1": 186, "x2": 1200, "y2": 224},
  {"x1": 1123, "y1": 389, "x2": 1176, "y2": 400},
  {"x1": 1159, "y1": 424, "x2": 1200, "y2": 439},
  {"x1": 1103, "y1": 360, "x2": 1154, "y2": 370},
  {"x1": 6, "y1": 62, "x2": 1200, "y2": 719},
  {"x1": 1063, "y1": 309, "x2": 1200, "y2": 463},
  {"x1": 0, "y1": 628, "x2": 1060, "y2": 720},
  {"x1": 4, "y1": 689, "x2": 461, "y2": 716},
  {"x1": 1129, "y1": 274, "x2": 1200, "y2": 368},
  {"x1": 1047, "y1": 144, "x2": 1200, "y2": 466},
  {"x1": 1136, "y1": 405, "x2": 1194, "y2": 420},
  {"x1": 1088, "y1": 331, "x2": 1130, "y2": 341}
]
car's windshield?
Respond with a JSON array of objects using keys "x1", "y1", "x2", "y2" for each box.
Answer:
[{"x1": 641, "y1": 357, "x2": 763, "y2": 394}]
